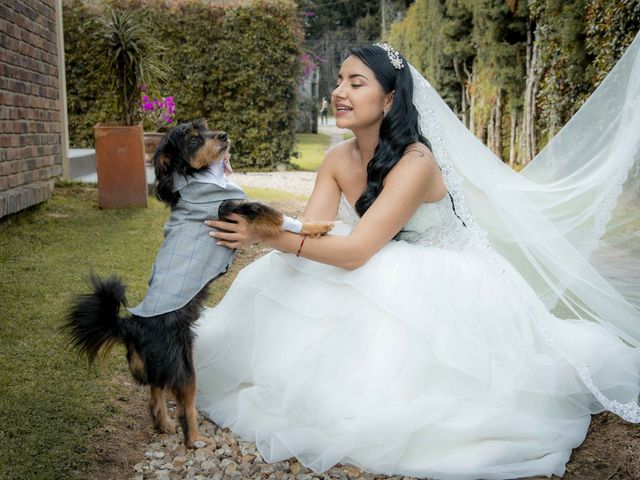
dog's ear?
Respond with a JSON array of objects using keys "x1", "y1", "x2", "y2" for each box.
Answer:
[
  {"x1": 194, "y1": 118, "x2": 208, "y2": 130},
  {"x1": 152, "y1": 133, "x2": 179, "y2": 206}
]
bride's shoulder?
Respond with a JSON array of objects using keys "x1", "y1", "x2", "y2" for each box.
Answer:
[
  {"x1": 394, "y1": 142, "x2": 438, "y2": 174},
  {"x1": 320, "y1": 137, "x2": 356, "y2": 168},
  {"x1": 326, "y1": 137, "x2": 356, "y2": 157},
  {"x1": 384, "y1": 142, "x2": 441, "y2": 196},
  {"x1": 403, "y1": 142, "x2": 435, "y2": 160}
]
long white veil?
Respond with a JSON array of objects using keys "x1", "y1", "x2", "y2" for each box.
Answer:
[{"x1": 410, "y1": 31, "x2": 640, "y2": 420}]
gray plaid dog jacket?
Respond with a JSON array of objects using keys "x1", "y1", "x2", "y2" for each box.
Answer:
[{"x1": 128, "y1": 177, "x2": 246, "y2": 317}]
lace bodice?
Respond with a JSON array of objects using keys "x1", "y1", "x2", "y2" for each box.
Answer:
[{"x1": 337, "y1": 194, "x2": 471, "y2": 250}]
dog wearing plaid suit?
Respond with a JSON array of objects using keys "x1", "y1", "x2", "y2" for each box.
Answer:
[{"x1": 64, "y1": 119, "x2": 332, "y2": 447}]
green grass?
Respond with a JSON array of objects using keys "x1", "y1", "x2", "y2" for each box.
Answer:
[
  {"x1": 0, "y1": 181, "x2": 297, "y2": 479},
  {"x1": 291, "y1": 133, "x2": 331, "y2": 171}
]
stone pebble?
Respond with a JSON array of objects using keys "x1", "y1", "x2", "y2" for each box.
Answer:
[{"x1": 133, "y1": 410, "x2": 421, "y2": 480}]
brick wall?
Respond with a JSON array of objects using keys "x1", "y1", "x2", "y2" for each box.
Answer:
[{"x1": 0, "y1": 0, "x2": 63, "y2": 218}]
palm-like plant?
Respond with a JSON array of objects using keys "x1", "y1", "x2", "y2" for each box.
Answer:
[{"x1": 99, "y1": 9, "x2": 168, "y2": 126}]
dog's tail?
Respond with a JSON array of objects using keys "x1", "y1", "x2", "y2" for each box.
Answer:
[{"x1": 64, "y1": 273, "x2": 130, "y2": 365}]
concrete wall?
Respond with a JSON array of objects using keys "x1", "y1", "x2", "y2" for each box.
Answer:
[{"x1": 0, "y1": 0, "x2": 63, "y2": 218}]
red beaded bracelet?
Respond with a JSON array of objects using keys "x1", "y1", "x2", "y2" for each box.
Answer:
[{"x1": 296, "y1": 235, "x2": 307, "y2": 257}]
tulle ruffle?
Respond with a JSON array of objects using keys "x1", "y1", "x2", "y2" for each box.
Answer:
[{"x1": 195, "y1": 242, "x2": 640, "y2": 480}]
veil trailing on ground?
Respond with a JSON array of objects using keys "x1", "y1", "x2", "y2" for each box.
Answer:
[{"x1": 410, "y1": 30, "x2": 640, "y2": 421}]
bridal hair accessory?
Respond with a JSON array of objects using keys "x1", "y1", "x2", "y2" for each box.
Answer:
[{"x1": 374, "y1": 43, "x2": 404, "y2": 70}]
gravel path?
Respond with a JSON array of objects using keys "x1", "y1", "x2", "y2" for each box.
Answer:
[
  {"x1": 227, "y1": 171, "x2": 317, "y2": 197},
  {"x1": 134, "y1": 410, "x2": 407, "y2": 480}
]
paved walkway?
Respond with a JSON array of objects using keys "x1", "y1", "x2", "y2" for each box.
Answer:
[
  {"x1": 318, "y1": 117, "x2": 351, "y2": 147},
  {"x1": 227, "y1": 171, "x2": 317, "y2": 197}
]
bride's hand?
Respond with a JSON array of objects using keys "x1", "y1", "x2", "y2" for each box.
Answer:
[{"x1": 205, "y1": 213, "x2": 261, "y2": 249}]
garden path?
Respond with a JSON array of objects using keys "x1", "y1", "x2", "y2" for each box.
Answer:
[
  {"x1": 228, "y1": 171, "x2": 316, "y2": 197},
  {"x1": 318, "y1": 118, "x2": 351, "y2": 147}
]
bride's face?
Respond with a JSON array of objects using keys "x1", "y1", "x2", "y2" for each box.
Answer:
[{"x1": 332, "y1": 55, "x2": 391, "y2": 130}]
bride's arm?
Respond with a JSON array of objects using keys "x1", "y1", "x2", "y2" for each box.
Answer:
[
  {"x1": 209, "y1": 149, "x2": 436, "y2": 270},
  {"x1": 298, "y1": 145, "x2": 342, "y2": 221}
]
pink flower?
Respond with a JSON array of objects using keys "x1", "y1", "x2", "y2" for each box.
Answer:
[{"x1": 140, "y1": 92, "x2": 176, "y2": 130}]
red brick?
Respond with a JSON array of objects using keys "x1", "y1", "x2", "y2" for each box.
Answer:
[
  {"x1": 3, "y1": 121, "x2": 16, "y2": 133},
  {"x1": 22, "y1": 158, "x2": 36, "y2": 171},
  {"x1": 3, "y1": 148, "x2": 15, "y2": 161},
  {"x1": 5, "y1": 22, "x2": 15, "y2": 39},
  {"x1": 0, "y1": 5, "x2": 17, "y2": 24},
  {"x1": 7, "y1": 173, "x2": 22, "y2": 188}
]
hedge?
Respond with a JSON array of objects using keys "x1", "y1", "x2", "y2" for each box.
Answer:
[{"x1": 63, "y1": 0, "x2": 302, "y2": 169}]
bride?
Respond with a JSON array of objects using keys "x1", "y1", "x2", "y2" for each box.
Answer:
[{"x1": 195, "y1": 39, "x2": 640, "y2": 480}]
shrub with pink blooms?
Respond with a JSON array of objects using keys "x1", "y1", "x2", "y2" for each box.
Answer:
[{"x1": 64, "y1": 0, "x2": 302, "y2": 169}]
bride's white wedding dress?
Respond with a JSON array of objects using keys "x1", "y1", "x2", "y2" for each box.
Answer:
[
  {"x1": 195, "y1": 32, "x2": 640, "y2": 480},
  {"x1": 195, "y1": 194, "x2": 640, "y2": 480}
]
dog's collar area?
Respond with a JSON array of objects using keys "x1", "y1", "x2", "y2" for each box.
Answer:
[{"x1": 172, "y1": 161, "x2": 229, "y2": 191}]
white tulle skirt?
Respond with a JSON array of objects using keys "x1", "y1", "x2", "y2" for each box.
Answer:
[{"x1": 194, "y1": 239, "x2": 640, "y2": 480}]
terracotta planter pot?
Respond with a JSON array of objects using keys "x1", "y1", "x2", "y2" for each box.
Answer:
[
  {"x1": 143, "y1": 131, "x2": 165, "y2": 165},
  {"x1": 94, "y1": 123, "x2": 148, "y2": 209}
]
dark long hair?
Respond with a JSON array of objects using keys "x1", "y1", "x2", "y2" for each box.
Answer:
[{"x1": 349, "y1": 45, "x2": 431, "y2": 219}]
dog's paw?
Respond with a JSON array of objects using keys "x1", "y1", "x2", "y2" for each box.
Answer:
[
  {"x1": 300, "y1": 221, "x2": 334, "y2": 238},
  {"x1": 155, "y1": 418, "x2": 177, "y2": 434}
]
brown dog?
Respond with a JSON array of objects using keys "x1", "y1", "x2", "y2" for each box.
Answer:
[{"x1": 64, "y1": 119, "x2": 332, "y2": 447}]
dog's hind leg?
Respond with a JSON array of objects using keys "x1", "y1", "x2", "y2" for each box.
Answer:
[
  {"x1": 173, "y1": 377, "x2": 200, "y2": 448},
  {"x1": 149, "y1": 386, "x2": 176, "y2": 434}
]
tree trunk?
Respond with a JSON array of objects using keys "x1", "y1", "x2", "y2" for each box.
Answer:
[
  {"x1": 495, "y1": 87, "x2": 503, "y2": 159},
  {"x1": 487, "y1": 106, "x2": 495, "y2": 153},
  {"x1": 509, "y1": 110, "x2": 517, "y2": 167},
  {"x1": 528, "y1": 42, "x2": 538, "y2": 160},
  {"x1": 521, "y1": 20, "x2": 537, "y2": 164},
  {"x1": 453, "y1": 58, "x2": 468, "y2": 127},
  {"x1": 463, "y1": 61, "x2": 474, "y2": 133}
]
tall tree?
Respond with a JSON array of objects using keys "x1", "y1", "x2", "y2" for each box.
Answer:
[
  {"x1": 358, "y1": 0, "x2": 640, "y2": 165},
  {"x1": 529, "y1": 0, "x2": 592, "y2": 148},
  {"x1": 585, "y1": 0, "x2": 640, "y2": 83},
  {"x1": 388, "y1": 0, "x2": 474, "y2": 121},
  {"x1": 443, "y1": 0, "x2": 475, "y2": 128}
]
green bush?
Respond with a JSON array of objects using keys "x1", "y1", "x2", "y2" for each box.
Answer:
[
  {"x1": 63, "y1": 0, "x2": 302, "y2": 169},
  {"x1": 64, "y1": 0, "x2": 117, "y2": 149}
]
